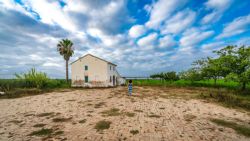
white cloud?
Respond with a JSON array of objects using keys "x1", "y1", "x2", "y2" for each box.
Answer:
[
  {"x1": 87, "y1": 27, "x2": 126, "y2": 47},
  {"x1": 201, "y1": 41, "x2": 225, "y2": 51},
  {"x1": 161, "y1": 9, "x2": 196, "y2": 34},
  {"x1": 159, "y1": 35, "x2": 176, "y2": 48},
  {"x1": 137, "y1": 33, "x2": 158, "y2": 47},
  {"x1": 216, "y1": 14, "x2": 250, "y2": 39},
  {"x1": 145, "y1": 0, "x2": 187, "y2": 28},
  {"x1": 180, "y1": 28, "x2": 214, "y2": 47},
  {"x1": 201, "y1": 0, "x2": 233, "y2": 24},
  {"x1": 23, "y1": 0, "x2": 77, "y2": 32},
  {"x1": 129, "y1": 25, "x2": 146, "y2": 38},
  {"x1": 65, "y1": 0, "x2": 130, "y2": 34},
  {"x1": 0, "y1": 0, "x2": 35, "y2": 18},
  {"x1": 43, "y1": 62, "x2": 62, "y2": 67}
]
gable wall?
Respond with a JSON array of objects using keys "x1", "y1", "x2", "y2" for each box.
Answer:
[{"x1": 71, "y1": 55, "x2": 108, "y2": 86}]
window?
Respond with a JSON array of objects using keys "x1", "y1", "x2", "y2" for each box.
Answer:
[
  {"x1": 113, "y1": 66, "x2": 115, "y2": 71},
  {"x1": 85, "y1": 76, "x2": 88, "y2": 83},
  {"x1": 110, "y1": 76, "x2": 112, "y2": 82},
  {"x1": 85, "y1": 65, "x2": 88, "y2": 70},
  {"x1": 110, "y1": 66, "x2": 111, "y2": 70}
]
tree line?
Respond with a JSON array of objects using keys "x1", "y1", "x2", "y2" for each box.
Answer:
[{"x1": 150, "y1": 45, "x2": 250, "y2": 90}]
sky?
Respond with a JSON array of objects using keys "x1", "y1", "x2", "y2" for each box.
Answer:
[{"x1": 0, "y1": 0, "x2": 250, "y2": 78}]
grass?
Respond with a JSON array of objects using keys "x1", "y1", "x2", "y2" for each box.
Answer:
[
  {"x1": 130, "y1": 130, "x2": 139, "y2": 135},
  {"x1": 29, "y1": 128, "x2": 53, "y2": 136},
  {"x1": 210, "y1": 118, "x2": 250, "y2": 137},
  {"x1": 101, "y1": 108, "x2": 136, "y2": 117},
  {"x1": 101, "y1": 108, "x2": 121, "y2": 116},
  {"x1": 131, "y1": 79, "x2": 250, "y2": 90},
  {"x1": 199, "y1": 90, "x2": 250, "y2": 111},
  {"x1": 52, "y1": 117, "x2": 72, "y2": 122},
  {"x1": 94, "y1": 120, "x2": 111, "y2": 131}
]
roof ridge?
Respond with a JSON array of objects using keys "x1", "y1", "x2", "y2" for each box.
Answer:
[{"x1": 70, "y1": 53, "x2": 117, "y2": 66}]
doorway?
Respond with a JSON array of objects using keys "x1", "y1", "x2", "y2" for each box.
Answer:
[{"x1": 113, "y1": 75, "x2": 115, "y2": 86}]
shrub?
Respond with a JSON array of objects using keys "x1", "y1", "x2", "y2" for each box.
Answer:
[
  {"x1": 94, "y1": 120, "x2": 111, "y2": 131},
  {"x1": 15, "y1": 68, "x2": 49, "y2": 89},
  {"x1": 130, "y1": 130, "x2": 139, "y2": 135}
]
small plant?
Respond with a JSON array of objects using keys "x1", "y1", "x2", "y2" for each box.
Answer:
[
  {"x1": 130, "y1": 130, "x2": 139, "y2": 135},
  {"x1": 29, "y1": 128, "x2": 53, "y2": 136},
  {"x1": 94, "y1": 120, "x2": 111, "y2": 131},
  {"x1": 101, "y1": 108, "x2": 121, "y2": 116}
]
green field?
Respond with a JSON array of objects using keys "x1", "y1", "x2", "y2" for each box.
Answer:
[{"x1": 130, "y1": 79, "x2": 250, "y2": 90}]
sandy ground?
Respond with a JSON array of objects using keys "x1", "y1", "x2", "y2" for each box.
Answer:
[{"x1": 0, "y1": 86, "x2": 249, "y2": 141}]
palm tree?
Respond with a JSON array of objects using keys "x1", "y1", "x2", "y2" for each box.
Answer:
[{"x1": 57, "y1": 39, "x2": 74, "y2": 82}]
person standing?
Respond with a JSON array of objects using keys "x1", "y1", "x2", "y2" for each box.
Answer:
[{"x1": 128, "y1": 80, "x2": 133, "y2": 96}]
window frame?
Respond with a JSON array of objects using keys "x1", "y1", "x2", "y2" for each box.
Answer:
[{"x1": 85, "y1": 65, "x2": 88, "y2": 70}]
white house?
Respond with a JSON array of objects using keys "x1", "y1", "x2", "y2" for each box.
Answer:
[{"x1": 70, "y1": 54, "x2": 126, "y2": 87}]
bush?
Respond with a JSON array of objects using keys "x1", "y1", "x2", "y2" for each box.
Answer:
[
  {"x1": 15, "y1": 68, "x2": 49, "y2": 89},
  {"x1": 45, "y1": 79, "x2": 70, "y2": 89},
  {"x1": 0, "y1": 79, "x2": 26, "y2": 92}
]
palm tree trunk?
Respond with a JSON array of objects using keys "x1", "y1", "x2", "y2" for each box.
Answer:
[{"x1": 66, "y1": 60, "x2": 69, "y2": 82}]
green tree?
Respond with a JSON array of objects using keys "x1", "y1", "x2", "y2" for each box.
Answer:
[
  {"x1": 150, "y1": 72, "x2": 164, "y2": 82},
  {"x1": 201, "y1": 58, "x2": 225, "y2": 85},
  {"x1": 215, "y1": 45, "x2": 250, "y2": 90},
  {"x1": 179, "y1": 68, "x2": 203, "y2": 83},
  {"x1": 163, "y1": 71, "x2": 179, "y2": 81},
  {"x1": 57, "y1": 39, "x2": 74, "y2": 82}
]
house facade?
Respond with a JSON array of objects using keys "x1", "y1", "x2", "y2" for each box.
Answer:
[{"x1": 71, "y1": 54, "x2": 125, "y2": 87}]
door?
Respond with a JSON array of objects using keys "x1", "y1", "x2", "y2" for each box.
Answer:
[
  {"x1": 85, "y1": 76, "x2": 88, "y2": 83},
  {"x1": 113, "y1": 75, "x2": 115, "y2": 86}
]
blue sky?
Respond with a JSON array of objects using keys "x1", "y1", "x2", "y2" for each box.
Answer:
[{"x1": 0, "y1": 0, "x2": 250, "y2": 78}]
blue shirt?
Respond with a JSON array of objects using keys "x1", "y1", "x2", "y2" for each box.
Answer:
[{"x1": 128, "y1": 83, "x2": 132, "y2": 91}]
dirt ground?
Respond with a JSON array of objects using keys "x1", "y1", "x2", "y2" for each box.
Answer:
[{"x1": 0, "y1": 86, "x2": 249, "y2": 141}]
